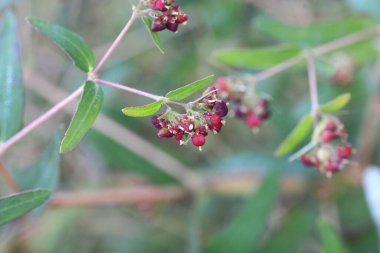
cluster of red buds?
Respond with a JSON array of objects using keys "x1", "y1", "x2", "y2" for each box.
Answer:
[
  {"x1": 150, "y1": 87, "x2": 228, "y2": 150},
  {"x1": 148, "y1": 0, "x2": 188, "y2": 32},
  {"x1": 216, "y1": 77, "x2": 271, "y2": 130},
  {"x1": 300, "y1": 118, "x2": 354, "y2": 177}
]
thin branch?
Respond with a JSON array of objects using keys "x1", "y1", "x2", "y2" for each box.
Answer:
[
  {"x1": 0, "y1": 162, "x2": 19, "y2": 193},
  {"x1": 0, "y1": 86, "x2": 84, "y2": 157},
  {"x1": 24, "y1": 71, "x2": 202, "y2": 191},
  {"x1": 92, "y1": 9, "x2": 139, "y2": 75},
  {"x1": 306, "y1": 51, "x2": 319, "y2": 119},
  {"x1": 49, "y1": 171, "x2": 309, "y2": 208},
  {"x1": 313, "y1": 26, "x2": 380, "y2": 56},
  {"x1": 50, "y1": 186, "x2": 188, "y2": 208},
  {"x1": 245, "y1": 25, "x2": 380, "y2": 85},
  {"x1": 95, "y1": 79, "x2": 163, "y2": 101}
]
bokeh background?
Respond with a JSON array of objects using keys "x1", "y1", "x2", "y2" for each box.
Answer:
[{"x1": 1, "y1": 0, "x2": 380, "y2": 252}]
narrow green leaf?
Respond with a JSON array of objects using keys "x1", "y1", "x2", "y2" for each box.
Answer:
[
  {"x1": 319, "y1": 93, "x2": 351, "y2": 113},
  {"x1": 165, "y1": 75, "x2": 214, "y2": 101},
  {"x1": 12, "y1": 129, "x2": 62, "y2": 191},
  {"x1": 142, "y1": 17, "x2": 164, "y2": 54},
  {"x1": 28, "y1": 17, "x2": 95, "y2": 73},
  {"x1": 255, "y1": 209, "x2": 316, "y2": 253},
  {"x1": 0, "y1": 190, "x2": 50, "y2": 226},
  {"x1": 255, "y1": 15, "x2": 376, "y2": 47},
  {"x1": 214, "y1": 46, "x2": 301, "y2": 69},
  {"x1": 60, "y1": 81, "x2": 103, "y2": 153},
  {"x1": 122, "y1": 100, "x2": 164, "y2": 117},
  {"x1": 0, "y1": 11, "x2": 24, "y2": 142},
  {"x1": 318, "y1": 219, "x2": 348, "y2": 253},
  {"x1": 275, "y1": 114, "x2": 313, "y2": 156},
  {"x1": 204, "y1": 168, "x2": 281, "y2": 253}
]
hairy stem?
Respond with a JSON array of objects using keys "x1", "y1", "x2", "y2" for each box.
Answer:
[
  {"x1": 95, "y1": 79, "x2": 163, "y2": 101},
  {"x1": 306, "y1": 51, "x2": 319, "y2": 121},
  {"x1": 0, "y1": 162, "x2": 19, "y2": 193},
  {"x1": 92, "y1": 9, "x2": 139, "y2": 75},
  {"x1": 0, "y1": 87, "x2": 84, "y2": 157}
]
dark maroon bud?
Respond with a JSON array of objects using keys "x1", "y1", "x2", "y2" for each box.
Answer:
[
  {"x1": 214, "y1": 101, "x2": 228, "y2": 117},
  {"x1": 166, "y1": 21, "x2": 178, "y2": 32},
  {"x1": 212, "y1": 122, "x2": 223, "y2": 133},
  {"x1": 151, "y1": 0, "x2": 166, "y2": 11},
  {"x1": 195, "y1": 126, "x2": 208, "y2": 136},
  {"x1": 325, "y1": 120, "x2": 337, "y2": 132},
  {"x1": 151, "y1": 18, "x2": 166, "y2": 32},
  {"x1": 322, "y1": 131, "x2": 335, "y2": 142},
  {"x1": 337, "y1": 145, "x2": 352, "y2": 159},
  {"x1": 259, "y1": 109, "x2": 271, "y2": 120},
  {"x1": 150, "y1": 115, "x2": 162, "y2": 129},
  {"x1": 184, "y1": 122, "x2": 195, "y2": 132},
  {"x1": 174, "y1": 132, "x2": 183, "y2": 141},
  {"x1": 325, "y1": 160, "x2": 338, "y2": 173},
  {"x1": 158, "y1": 128, "x2": 174, "y2": 138},
  {"x1": 177, "y1": 13, "x2": 188, "y2": 24},
  {"x1": 245, "y1": 113, "x2": 261, "y2": 128},
  {"x1": 210, "y1": 114, "x2": 222, "y2": 126},
  {"x1": 192, "y1": 134, "x2": 206, "y2": 147},
  {"x1": 301, "y1": 155, "x2": 314, "y2": 167}
]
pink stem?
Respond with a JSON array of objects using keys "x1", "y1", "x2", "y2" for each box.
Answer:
[
  {"x1": 306, "y1": 51, "x2": 319, "y2": 120},
  {"x1": 92, "y1": 10, "x2": 139, "y2": 75},
  {"x1": 95, "y1": 79, "x2": 163, "y2": 101},
  {"x1": 0, "y1": 87, "x2": 83, "y2": 156}
]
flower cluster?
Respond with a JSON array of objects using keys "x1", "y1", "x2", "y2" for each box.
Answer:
[
  {"x1": 148, "y1": 0, "x2": 188, "y2": 32},
  {"x1": 217, "y1": 77, "x2": 271, "y2": 130},
  {"x1": 300, "y1": 118, "x2": 353, "y2": 177},
  {"x1": 150, "y1": 87, "x2": 228, "y2": 149}
]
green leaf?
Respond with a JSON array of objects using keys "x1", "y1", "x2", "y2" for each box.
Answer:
[
  {"x1": 142, "y1": 17, "x2": 164, "y2": 54},
  {"x1": 318, "y1": 219, "x2": 348, "y2": 253},
  {"x1": 275, "y1": 114, "x2": 313, "y2": 156},
  {"x1": 0, "y1": 11, "x2": 24, "y2": 142},
  {"x1": 122, "y1": 100, "x2": 164, "y2": 117},
  {"x1": 255, "y1": 209, "x2": 316, "y2": 253},
  {"x1": 213, "y1": 46, "x2": 301, "y2": 69},
  {"x1": 319, "y1": 93, "x2": 351, "y2": 113},
  {"x1": 28, "y1": 17, "x2": 95, "y2": 73},
  {"x1": 60, "y1": 81, "x2": 103, "y2": 153},
  {"x1": 12, "y1": 129, "x2": 62, "y2": 191},
  {"x1": 204, "y1": 168, "x2": 281, "y2": 253},
  {"x1": 165, "y1": 75, "x2": 214, "y2": 101},
  {"x1": 255, "y1": 15, "x2": 376, "y2": 47},
  {"x1": 0, "y1": 190, "x2": 50, "y2": 226}
]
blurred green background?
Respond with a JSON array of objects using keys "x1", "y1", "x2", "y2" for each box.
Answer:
[{"x1": 1, "y1": 0, "x2": 380, "y2": 252}]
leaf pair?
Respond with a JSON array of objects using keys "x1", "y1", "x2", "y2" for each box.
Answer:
[
  {"x1": 28, "y1": 18, "x2": 103, "y2": 153},
  {"x1": 275, "y1": 93, "x2": 351, "y2": 157},
  {"x1": 122, "y1": 75, "x2": 214, "y2": 117}
]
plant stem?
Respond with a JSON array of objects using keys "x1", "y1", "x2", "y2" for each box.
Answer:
[
  {"x1": 306, "y1": 51, "x2": 319, "y2": 121},
  {"x1": 0, "y1": 86, "x2": 84, "y2": 157},
  {"x1": 0, "y1": 7, "x2": 142, "y2": 157},
  {"x1": 0, "y1": 162, "x2": 19, "y2": 193},
  {"x1": 246, "y1": 26, "x2": 380, "y2": 85},
  {"x1": 92, "y1": 9, "x2": 139, "y2": 75},
  {"x1": 95, "y1": 79, "x2": 163, "y2": 101},
  {"x1": 50, "y1": 186, "x2": 188, "y2": 208}
]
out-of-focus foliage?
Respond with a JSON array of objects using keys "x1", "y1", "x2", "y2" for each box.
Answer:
[{"x1": 0, "y1": 0, "x2": 379, "y2": 252}]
